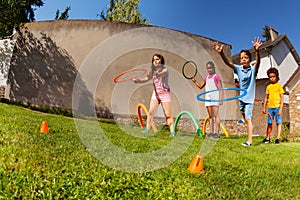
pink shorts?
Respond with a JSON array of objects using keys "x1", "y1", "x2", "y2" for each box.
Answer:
[{"x1": 151, "y1": 89, "x2": 171, "y2": 102}]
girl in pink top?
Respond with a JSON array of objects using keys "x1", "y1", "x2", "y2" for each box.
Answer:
[
  {"x1": 133, "y1": 54, "x2": 175, "y2": 137},
  {"x1": 192, "y1": 61, "x2": 223, "y2": 138}
]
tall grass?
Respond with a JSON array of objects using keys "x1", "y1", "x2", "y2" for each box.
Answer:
[{"x1": 0, "y1": 103, "x2": 299, "y2": 199}]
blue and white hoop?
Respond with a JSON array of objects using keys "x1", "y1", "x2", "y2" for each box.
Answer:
[{"x1": 196, "y1": 88, "x2": 247, "y2": 102}]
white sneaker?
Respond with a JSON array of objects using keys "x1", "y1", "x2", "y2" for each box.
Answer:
[{"x1": 242, "y1": 141, "x2": 252, "y2": 146}]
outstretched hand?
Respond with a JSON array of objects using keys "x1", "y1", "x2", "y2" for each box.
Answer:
[
  {"x1": 133, "y1": 78, "x2": 139, "y2": 83},
  {"x1": 252, "y1": 37, "x2": 263, "y2": 51},
  {"x1": 213, "y1": 42, "x2": 224, "y2": 53}
]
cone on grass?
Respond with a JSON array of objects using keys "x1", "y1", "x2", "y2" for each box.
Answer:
[
  {"x1": 187, "y1": 154, "x2": 204, "y2": 173},
  {"x1": 40, "y1": 121, "x2": 49, "y2": 133}
]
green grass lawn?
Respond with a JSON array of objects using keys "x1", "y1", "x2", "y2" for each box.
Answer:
[{"x1": 0, "y1": 102, "x2": 300, "y2": 199}]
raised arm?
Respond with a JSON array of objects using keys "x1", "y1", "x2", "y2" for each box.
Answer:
[
  {"x1": 213, "y1": 42, "x2": 235, "y2": 69},
  {"x1": 155, "y1": 66, "x2": 168, "y2": 79},
  {"x1": 252, "y1": 37, "x2": 263, "y2": 71}
]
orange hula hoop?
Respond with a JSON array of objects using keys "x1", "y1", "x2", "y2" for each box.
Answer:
[
  {"x1": 137, "y1": 103, "x2": 158, "y2": 133},
  {"x1": 258, "y1": 112, "x2": 274, "y2": 135},
  {"x1": 114, "y1": 68, "x2": 147, "y2": 83}
]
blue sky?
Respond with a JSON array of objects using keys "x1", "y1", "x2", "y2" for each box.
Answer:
[{"x1": 35, "y1": 0, "x2": 300, "y2": 55}]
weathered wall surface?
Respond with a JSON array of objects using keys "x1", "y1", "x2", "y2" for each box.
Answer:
[
  {"x1": 8, "y1": 20, "x2": 240, "y2": 122},
  {"x1": 289, "y1": 80, "x2": 300, "y2": 139}
]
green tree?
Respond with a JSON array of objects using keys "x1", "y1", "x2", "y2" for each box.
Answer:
[
  {"x1": 55, "y1": 6, "x2": 71, "y2": 20},
  {"x1": 99, "y1": 0, "x2": 149, "y2": 24},
  {"x1": 262, "y1": 25, "x2": 271, "y2": 42},
  {"x1": 0, "y1": 0, "x2": 44, "y2": 37},
  {"x1": 24, "y1": 0, "x2": 44, "y2": 22}
]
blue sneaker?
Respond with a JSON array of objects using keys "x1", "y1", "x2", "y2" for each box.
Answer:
[
  {"x1": 141, "y1": 128, "x2": 149, "y2": 133},
  {"x1": 242, "y1": 142, "x2": 252, "y2": 146},
  {"x1": 169, "y1": 132, "x2": 176, "y2": 137},
  {"x1": 237, "y1": 119, "x2": 244, "y2": 124}
]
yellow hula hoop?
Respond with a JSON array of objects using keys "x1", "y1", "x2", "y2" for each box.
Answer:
[
  {"x1": 202, "y1": 116, "x2": 208, "y2": 136},
  {"x1": 202, "y1": 116, "x2": 229, "y2": 138},
  {"x1": 137, "y1": 103, "x2": 158, "y2": 133}
]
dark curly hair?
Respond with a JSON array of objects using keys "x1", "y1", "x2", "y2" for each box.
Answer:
[{"x1": 267, "y1": 67, "x2": 280, "y2": 81}]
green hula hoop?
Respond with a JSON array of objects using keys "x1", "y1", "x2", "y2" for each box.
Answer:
[
  {"x1": 182, "y1": 61, "x2": 198, "y2": 79},
  {"x1": 174, "y1": 111, "x2": 202, "y2": 136}
]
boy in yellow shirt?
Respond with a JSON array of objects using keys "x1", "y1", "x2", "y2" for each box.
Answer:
[{"x1": 262, "y1": 68, "x2": 284, "y2": 144}]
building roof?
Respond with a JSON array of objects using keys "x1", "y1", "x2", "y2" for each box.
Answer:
[
  {"x1": 232, "y1": 34, "x2": 300, "y2": 64},
  {"x1": 284, "y1": 63, "x2": 300, "y2": 92},
  {"x1": 232, "y1": 33, "x2": 300, "y2": 90}
]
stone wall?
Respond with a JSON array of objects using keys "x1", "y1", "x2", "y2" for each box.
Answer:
[
  {"x1": 289, "y1": 80, "x2": 300, "y2": 140},
  {"x1": 113, "y1": 99, "x2": 290, "y2": 136},
  {"x1": 0, "y1": 86, "x2": 5, "y2": 98}
]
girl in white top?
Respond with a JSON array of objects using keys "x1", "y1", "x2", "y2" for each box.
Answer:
[{"x1": 192, "y1": 61, "x2": 223, "y2": 136}]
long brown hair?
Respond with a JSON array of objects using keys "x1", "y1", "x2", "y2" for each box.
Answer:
[
  {"x1": 152, "y1": 53, "x2": 165, "y2": 64},
  {"x1": 151, "y1": 53, "x2": 165, "y2": 72}
]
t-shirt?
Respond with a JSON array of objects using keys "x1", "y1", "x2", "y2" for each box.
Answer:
[
  {"x1": 266, "y1": 82, "x2": 284, "y2": 108},
  {"x1": 234, "y1": 65, "x2": 257, "y2": 103},
  {"x1": 153, "y1": 67, "x2": 170, "y2": 92},
  {"x1": 203, "y1": 74, "x2": 221, "y2": 90}
]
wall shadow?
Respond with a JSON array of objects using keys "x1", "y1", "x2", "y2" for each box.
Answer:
[{"x1": 8, "y1": 26, "x2": 98, "y2": 116}]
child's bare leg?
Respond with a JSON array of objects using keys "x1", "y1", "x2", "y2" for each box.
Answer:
[
  {"x1": 213, "y1": 106, "x2": 220, "y2": 134},
  {"x1": 276, "y1": 123, "x2": 282, "y2": 139},
  {"x1": 266, "y1": 124, "x2": 272, "y2": 139},
  {"x1": 244, "y1": 118, "x2": 253, "y2": 144},
  {"x1": 161, "y1": 102, "x2": 174, "y2": 132},
  {"x1": 147, "y1": 99, "x2": 159, "y2": 130},
  {"x1": 206, "y1": 106, "x2": 214, "y2": 133}
]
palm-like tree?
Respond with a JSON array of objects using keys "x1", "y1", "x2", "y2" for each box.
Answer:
[
  {"x1": 21, "y1": 0, "x2": 45, "y2": 22},
  {"x1": 262, "y1": 25, "x2": 271, "y2": 42}
]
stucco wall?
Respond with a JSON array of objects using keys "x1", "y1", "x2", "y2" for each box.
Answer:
[{"x1": 8, "y1": 20, "x2": 240, "y2": 122}]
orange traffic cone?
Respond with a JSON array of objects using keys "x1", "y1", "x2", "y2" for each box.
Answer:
[
  {"x1": 40, "y1": 121, "x2": 49, "y2": 133},
  {"x1": 187, "y1": 154, "x2": 204, "y2": 173}
]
